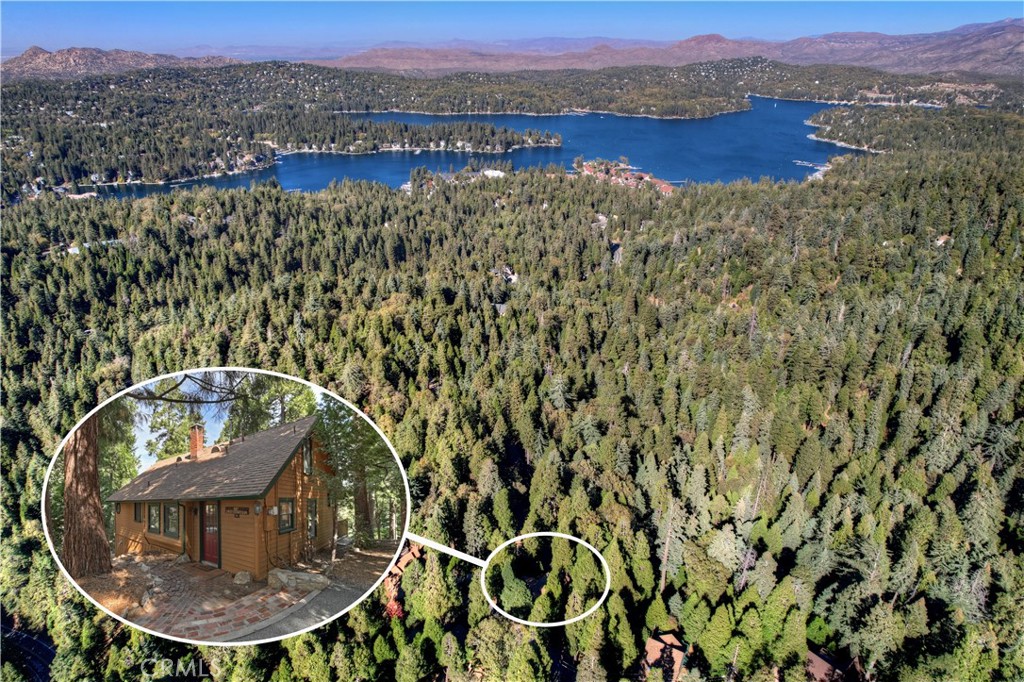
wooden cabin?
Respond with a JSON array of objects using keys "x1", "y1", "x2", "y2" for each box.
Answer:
[{"x1": 108, "y1": 415, "x2": 333, "y2": 581}]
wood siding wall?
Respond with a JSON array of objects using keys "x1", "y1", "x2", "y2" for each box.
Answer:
[
  {"x1": 184, "y1": 501, "x2": 199, "y2": 562},
  {"x1": 113, "y1": 502, "x2": 184, "y2": 555},
  {"x1": 219, "y1": 501, "x2": 258, "y2": 575},
  {"x1": 258, "y1": 439, "x2": 332, "y2": 580},
  {"x1": 111, "y1": 435, "x2": 334, "y2": 582}
]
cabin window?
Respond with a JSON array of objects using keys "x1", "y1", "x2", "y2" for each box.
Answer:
[
  {"x1": 279, "y1": 498, "x2": 295, "y2": 533},
  {"x1": 134, "y1": 503, "x2": 143, "y2": 522},
  {"x1": 302, "y1": 439, "x2": 313, "y2": 475},
  {"x1": 163, "y1": 503, "x2": 179, "y2": 539},
  {"x1": 307, "y1": 499, "x2": 318, "y2": 539},
  {"x1": 115, "y1": 502, "x2": 121, "y2": 514},
  {"x1": 147, "y1": 503, "x2": 161, "y2": 533}
]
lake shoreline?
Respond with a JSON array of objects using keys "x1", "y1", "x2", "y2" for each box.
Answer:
[
  {"x1": 66, "y1": 140, "x2": 561, "y2": 192},
  {"x1": 751, "y1": 93, "x2": 944, "y2": 109},
  {"x1": 338, "y1": 105, "x2": 752, "y2": 121},
  {"x1": 339, "y1": 92, "x2": 946, "y2": 122},
  {"x1": 50, "y1": 96, "x2": 862, "y2": 198},
  {"x1": 273, "y1": 140, "x2": 560, "y2": 157},
  {"x1": 803, "y1": 116, "x2": 887, "y2": 155},
  {"x1": 806, "y1": 133, "x2": 885, "y2": 154},
  {"x1": 37, "y1": 95, "x2": 937, "y2": 195}
]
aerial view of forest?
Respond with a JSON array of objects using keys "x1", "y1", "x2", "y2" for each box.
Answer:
[{"x1": 1, "y1": 3, "x2": 1021, "y2": 682}]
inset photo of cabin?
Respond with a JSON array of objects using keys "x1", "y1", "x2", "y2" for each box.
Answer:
[{"x1": 44, "y1": 369, "x2": 409, "y2": 644}]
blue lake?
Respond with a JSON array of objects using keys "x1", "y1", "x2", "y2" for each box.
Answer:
[{"x1": 95, "y1": 96, "x2": 852, "y2": 197}]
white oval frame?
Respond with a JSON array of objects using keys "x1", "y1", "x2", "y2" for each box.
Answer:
[
  {"x1": 479, "y1": 531, "x2": 612, "y2": 627},
  {"x1": 41, "y1": 366, "x2": 413, "y2": 647}
]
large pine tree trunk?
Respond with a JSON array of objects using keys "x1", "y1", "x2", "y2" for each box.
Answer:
[
  {"x1": 353, "y1": 464, "x2": 373, "y2": 547},
  {"x1": 389, "y1": 496, "x2": 396, "y2": 540},
  {"x1": 369, "y1": 490, "x2": 376, "y2": 540},
  {"x1": 62, "y1": 413, "x2": 113, "y2": 578},
  {"x1": 330, "y1": 508, "x2": 339, "y2": 567}
]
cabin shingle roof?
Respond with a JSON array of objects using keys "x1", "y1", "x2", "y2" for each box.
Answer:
[{"x1": 108, "y1": 415, "x2": 317, "y2": 502}]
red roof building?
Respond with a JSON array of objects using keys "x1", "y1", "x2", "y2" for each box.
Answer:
[{"x1": 643, "y1": 632, "x2": 689, "y2": 681}]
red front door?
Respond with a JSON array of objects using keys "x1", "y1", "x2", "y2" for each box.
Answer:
[{"x1": 201, "y1": 501, "x2": 219, "y2": 566}]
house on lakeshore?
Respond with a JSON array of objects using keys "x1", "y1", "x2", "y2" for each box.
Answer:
[
  {"x1": 108, "y1": 415, "x2": 333, "y2": 581},
  {"x1": 578, "y1": 159, "x2": 675, "y2": 195}
]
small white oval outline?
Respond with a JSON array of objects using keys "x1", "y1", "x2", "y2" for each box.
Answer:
[
  {"x1": 41, "y1": 366, "x2": 413, "y2": 647},
  {"x1": 479, "y1": 531, "x2": 612, "y2": 628}
]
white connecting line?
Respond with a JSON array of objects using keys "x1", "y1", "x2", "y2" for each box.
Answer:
[{"x1": 404, "y1": 531, "x2": 488, "y2": 568}]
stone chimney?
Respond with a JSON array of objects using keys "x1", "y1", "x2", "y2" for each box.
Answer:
[{"x1": 189, "y1": 424, "x2": 204, "y2": 459}]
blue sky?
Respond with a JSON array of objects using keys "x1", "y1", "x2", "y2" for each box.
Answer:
[
  {"x1": 129, "y1": 379, "x2": 328, "y2": 473},
  {"x1": 133, "y1": 400, "x2": 227, "y2": 471},
  {"x1": 2, "y1": 2, "x2": 1019, "y2": 57}
]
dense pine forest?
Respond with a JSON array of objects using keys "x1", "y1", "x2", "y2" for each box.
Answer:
[
  {"x1": 3, "y1": 58, "x2": 1019, "y2": 200},
  {"x1": 1, "y1": 63, "x2": 1022, "y2": 682}
]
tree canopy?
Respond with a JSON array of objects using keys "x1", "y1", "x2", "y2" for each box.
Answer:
[{"x1": 1, "y1": 78, "x2": 1021, "y2": 681}]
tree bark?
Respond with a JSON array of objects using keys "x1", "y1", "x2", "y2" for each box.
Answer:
[
  {"x1": 62, "y1": 413, "x2": 113, "y2": 578},
  {"x1": 330, "y1": 510, "x2": 339, "y2": 567},
  {"x1": 389, "y1": 496, "x2": 396, "y2": 540},
  {"x1": 369, "y1": 490, "x2": 377, "y2": 540},
  {"x1": 353, "y1": 463, "x2": 373, "y2": 547}
]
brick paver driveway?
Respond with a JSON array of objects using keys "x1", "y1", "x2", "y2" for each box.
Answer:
[{"x1": 124, "y1": 560, "x2": 315, "y2": 642}]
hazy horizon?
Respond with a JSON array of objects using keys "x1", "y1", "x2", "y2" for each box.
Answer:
[{"x1": 2, "y1": 1, "x2": 1020, "y2": 58}]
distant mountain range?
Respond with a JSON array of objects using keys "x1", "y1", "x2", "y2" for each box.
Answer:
[
  {"x1": 1, "y1": 46, "x2": 239, "y2": 81},
  {"x1": 313, "y1": 18, "x2": 1023, "y2": 76},
  {"x1": 173, "y1": 44, "x2": 359, "y2": 61},
  {"x1": 372, "y1": 37, "x2": 678, "y2": 54},
  {"x1": 3, "y1": 18, "x2": 1020, "y2": 81}
]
